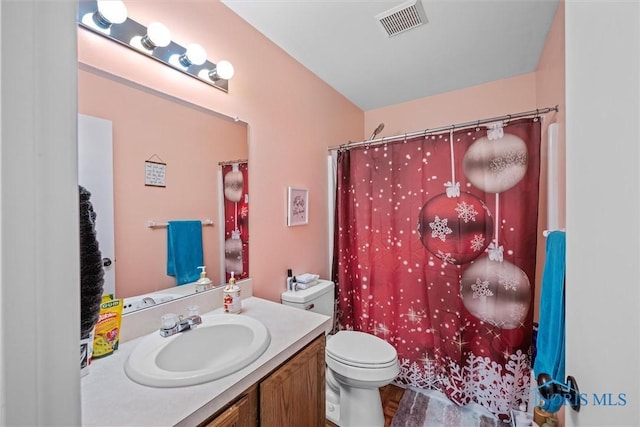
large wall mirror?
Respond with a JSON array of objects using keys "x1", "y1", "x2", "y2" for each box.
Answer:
[{"x1": 78, "y1": 66, "x2": 248, "y2": 312}]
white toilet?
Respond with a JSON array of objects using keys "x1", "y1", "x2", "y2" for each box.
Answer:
[{"x1": 282, "y1": 280, "x2": 400, "y2": 427}]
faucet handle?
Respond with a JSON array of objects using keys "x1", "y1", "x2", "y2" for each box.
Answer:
[
  {"x1": 187, "y1": 305, "x2": 200, "y2": 317},
  {"x1": 160, "y1": 313, "x2": 178, "y2": 330},
  {"x1": 187, "y1": 305, "x2": 202, "y2": 327}
]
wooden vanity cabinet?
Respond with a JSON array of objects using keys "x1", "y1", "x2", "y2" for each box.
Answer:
[
  {"x1": 204, "y1": 384, "x2": 258, "y2": 427},
  {"x1": 202, "y1": 334, "x2": 325, "y2": 427},
  {"x1": 260, "y1": 334, "x2": 326, "y2": 427}
]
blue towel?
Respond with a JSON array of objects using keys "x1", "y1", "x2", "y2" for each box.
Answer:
[
  {"x1": 166, "y1": 220, "x2": 203, "y2": 285},
  {"x1": 534, "y1": 231, "x2": 566, "y2": 385}
]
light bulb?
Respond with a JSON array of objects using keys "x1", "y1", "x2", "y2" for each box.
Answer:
[
  {"x1": 216, "y1": 60, "x2": 235, "y2": 80},
  {"x1": 208, "y1": 60, "x2": 235, "y2": 81},
  {"x1": 179, "y1": 43, "x2": 207, "y2": 67},
  {"x1": 94, "y1": 0, "x2": 127, "y2": 28},
  {"x1": 141, "y1": 22, "x2": 171, "y2": 50}
]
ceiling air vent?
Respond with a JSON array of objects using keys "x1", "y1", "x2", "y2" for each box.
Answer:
[{"x1": 376, "y1": 0, "x2": 427, "y2": 37}]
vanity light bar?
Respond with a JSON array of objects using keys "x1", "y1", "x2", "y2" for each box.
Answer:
[{"x1": 77, "y1": 0, "x2": 232, "y2": 93}]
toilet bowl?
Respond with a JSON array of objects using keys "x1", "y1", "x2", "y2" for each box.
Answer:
[
  {"x1": 325, "y1": 330, "x2": 399, "y2": 427},
  {"x1": 281, "y1": 281, "x2": 400, "y2": 427}
]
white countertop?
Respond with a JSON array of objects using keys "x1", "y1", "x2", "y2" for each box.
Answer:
[{"x1": 81, "y1": 297, "x2": 330, "y2": 426}]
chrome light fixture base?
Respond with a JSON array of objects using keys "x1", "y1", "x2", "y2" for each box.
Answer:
[{"x1": 77, "y1": 0, "x2": 230, "y2": 93}]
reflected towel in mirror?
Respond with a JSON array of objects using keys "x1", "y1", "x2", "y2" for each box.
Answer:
[{"x1": 167, "y1": 220, "x2": 203, "y2": 285}]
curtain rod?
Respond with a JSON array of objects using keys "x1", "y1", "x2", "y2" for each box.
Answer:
[
  {"x1": 218, "y1": 158, "x2": 248, "y2": 166},
  {"x1": 328, "y1": 105, "x2": 559, "y2": 151}
]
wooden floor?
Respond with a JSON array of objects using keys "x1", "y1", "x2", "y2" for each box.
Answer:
[{"x1": 326, "y1": 384, "x2": 405, "y2": 427}]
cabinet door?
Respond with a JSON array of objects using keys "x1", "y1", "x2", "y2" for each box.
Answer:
[
  {"x1": 204, "y1": 385, "x2": 258, "y2": 427},
  {"x1": 260, "y1": 335, "x2": 326, "y2": 427}
]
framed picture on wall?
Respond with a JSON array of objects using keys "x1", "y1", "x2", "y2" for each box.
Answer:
[
  {"x1": 287, "y1": 187, "x2": 309, "y2": 226},
  {"x1": 145, "y1": 159, "x2": 166, "y2": 187}
]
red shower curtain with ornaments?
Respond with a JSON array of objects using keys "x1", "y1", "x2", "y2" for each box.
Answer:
[
  {"x1": 332, "y1": 118, "x2": 541, "y2": 420},
  {"x1": 222, "y1": 162, "x2": 249, "y2": 281}
]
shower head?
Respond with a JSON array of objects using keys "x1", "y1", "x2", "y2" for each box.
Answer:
[{"x1": 368, "y1": 123, "x2": 385, "y2": 140}]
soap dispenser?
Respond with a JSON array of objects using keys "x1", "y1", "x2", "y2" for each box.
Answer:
[
  {"x1": 195, "y1": 266, "x2": 212, "y2": 293},
  {"x1": 223, "y1": 272, "x2": 241, "y2": 314}
]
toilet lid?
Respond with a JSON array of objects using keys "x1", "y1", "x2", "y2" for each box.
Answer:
[{"x1": 326, "y1": 331, "x2": 397, "y2": 368}]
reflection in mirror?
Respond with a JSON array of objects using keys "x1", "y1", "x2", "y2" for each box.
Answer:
[
  {"x1": 78, "y1": 65, "x2": 248, "y2": 312},
  {"x1": 221, "y1": 161, "x2": 249, "y2": 282}
]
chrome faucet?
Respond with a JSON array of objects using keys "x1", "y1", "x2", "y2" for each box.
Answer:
[{"x1": 159, "y1": 306, "x2": 202, "y2": 337}]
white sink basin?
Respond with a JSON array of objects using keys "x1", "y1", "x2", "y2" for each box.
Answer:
[{"x1": 124, "y1": 314, "x2": 270, "y2": 387}]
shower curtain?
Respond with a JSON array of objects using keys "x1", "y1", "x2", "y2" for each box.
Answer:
[
  {"x1": 222, "y1": 162, "x2": 249, "y2": 281},
  {"x1": 333, "y1": 118, "x2": 541, "y2": 419}
]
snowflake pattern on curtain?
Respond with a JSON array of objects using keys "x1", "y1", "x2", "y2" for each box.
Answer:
[
  {"x1": 333, "y1": 118, "x2": 541, "y2": 421},
  {"x1": 397, "y1": 350, "x2": 532, "y2": 417}
]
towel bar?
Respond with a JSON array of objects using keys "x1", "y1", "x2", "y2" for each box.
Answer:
[
  {"x1": 542, "y1": 228, "x2": 566, "y2": 237},
  {"x1": 147, "y1": 219, "x2": 214, "y2": 228}
]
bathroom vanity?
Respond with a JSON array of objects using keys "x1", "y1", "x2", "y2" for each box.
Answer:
[
  {"x1": 81, "y1": 295, "x2": 329, "y2": 426},
  {"x1": 203, "y1": 334, "x2": 325, "y2": 426}
]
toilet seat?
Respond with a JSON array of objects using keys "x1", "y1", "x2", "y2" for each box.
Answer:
[{"x1": 326, "y1": 331, "x2": 397, "y2": 369}]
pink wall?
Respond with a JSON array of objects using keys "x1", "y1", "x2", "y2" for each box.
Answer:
[
  {"x1": 77, "y1": 1, "x2": 363, "y2": 303},
  {"x1": 78, "y1": 69, "x2": 247, "y2": 298},
  {"x1": 365, "y1": 73, "x2": 537, "y2": 138}
]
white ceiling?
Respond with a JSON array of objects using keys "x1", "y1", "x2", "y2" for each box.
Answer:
[{"x1": 221, "y1": 0, "x2": 559, "y2": 111}]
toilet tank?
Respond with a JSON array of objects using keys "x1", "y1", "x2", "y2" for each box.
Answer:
[{"x1": 281, "y1": 280, "x2": 335, "y2": 334}]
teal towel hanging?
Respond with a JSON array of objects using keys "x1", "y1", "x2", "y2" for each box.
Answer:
[
  {"x1": 167, "y1": 220, "x2": 204, "y2": 285},
  {"x1": 534, "y1": 231, "x2": 566, "y2": 387}
]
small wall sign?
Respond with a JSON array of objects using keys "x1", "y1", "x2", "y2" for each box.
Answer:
[{"x1": 145, "y1": 156, "x2": 166, "y2": 187}]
